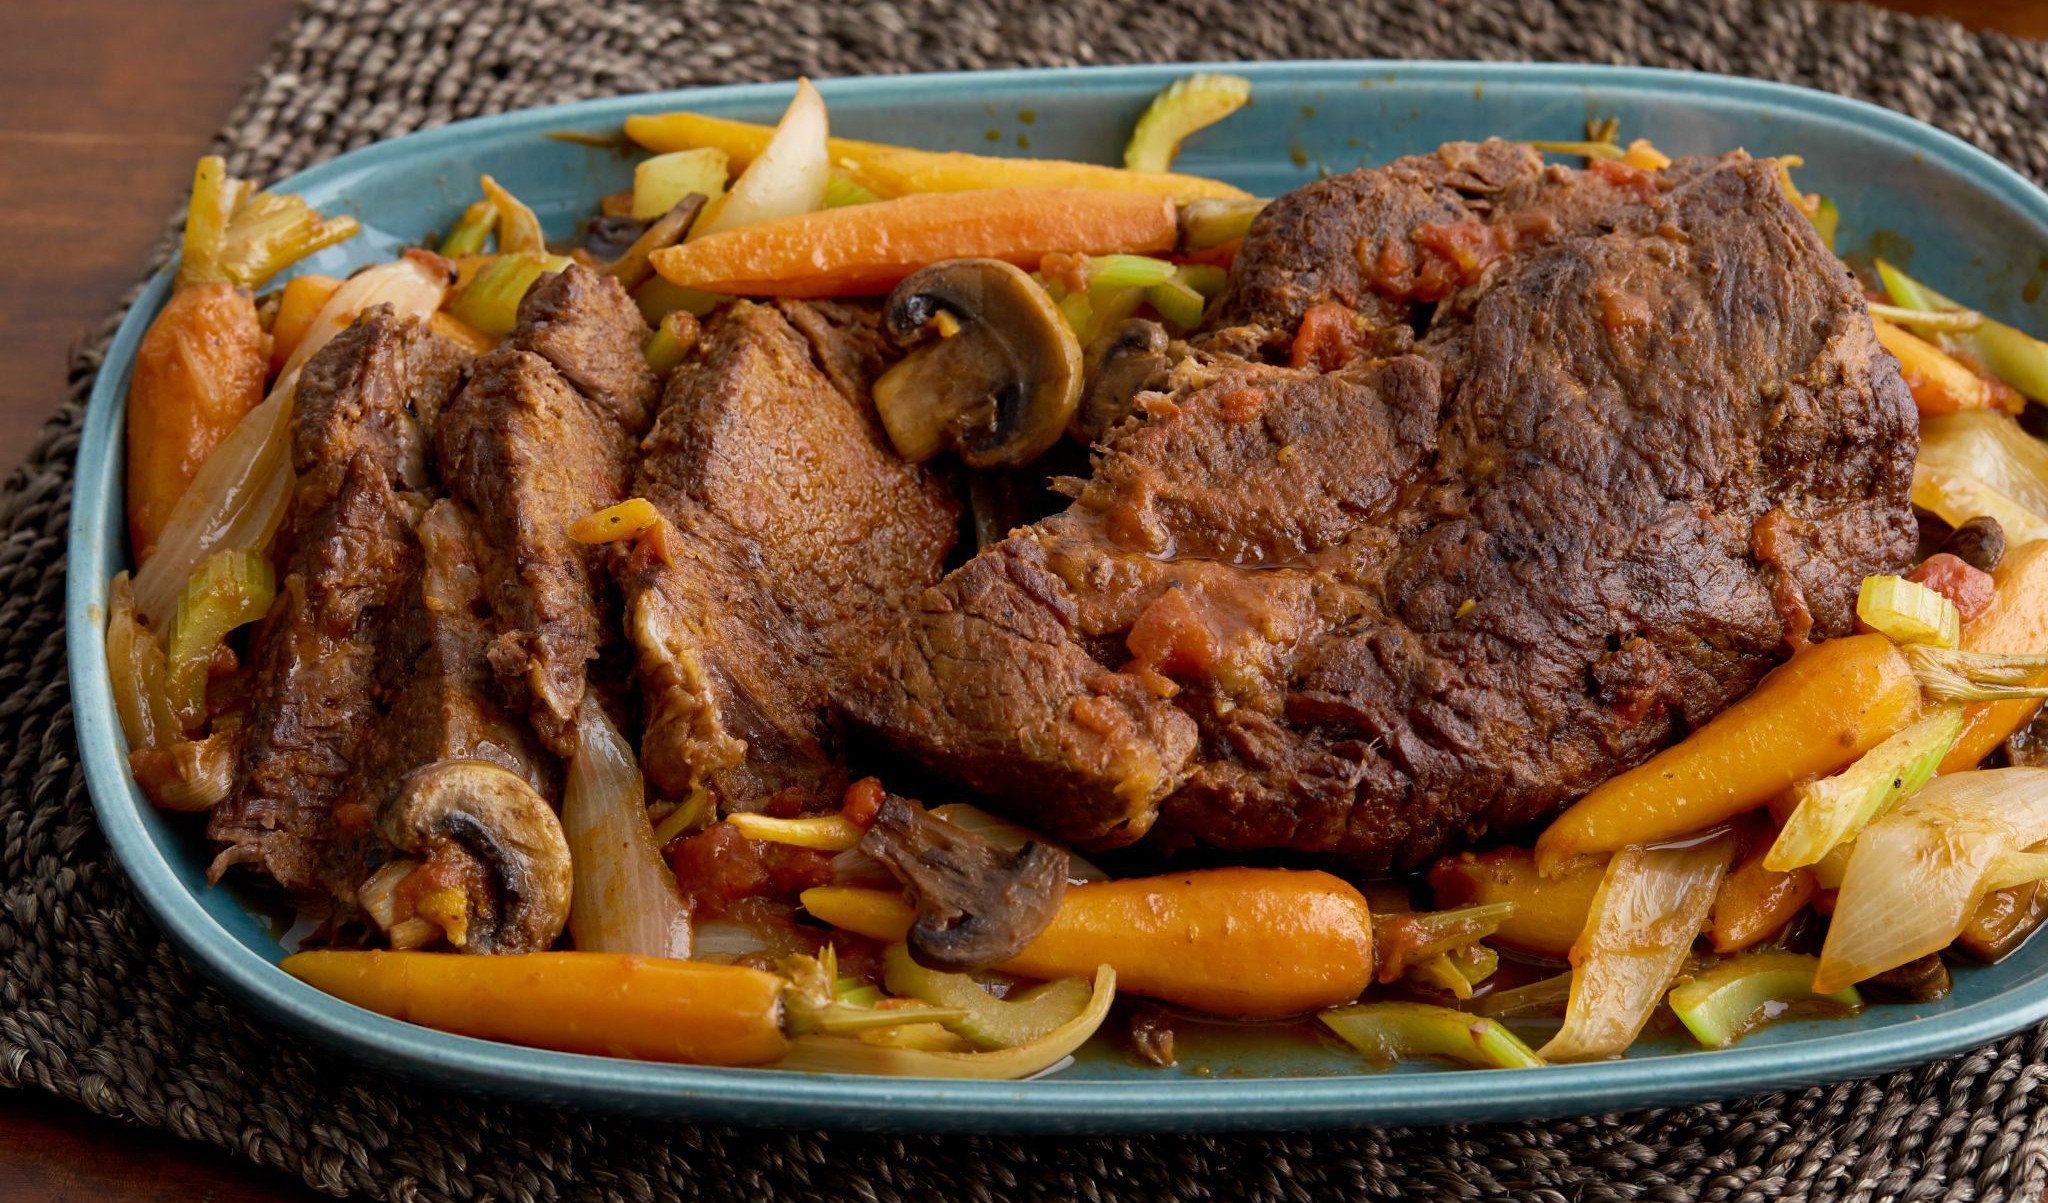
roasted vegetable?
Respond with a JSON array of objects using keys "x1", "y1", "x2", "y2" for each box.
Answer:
[
  {"x1": 881, "y1": 942, "x2": 1094, "y2": 1050},
  {"x1": 1123, "y1": 73, "x2": 1252, "y2": 173},
  {"x1": 1371, "y1": 903, "x2": 1511, "y2": 983},
  {"x1": 1817, "y1": 768, "x2": 2048, "y2": 991},
  {"x1": 802, "y1": 867, "x2": 1375, "y2": 1018},
  {"x1": 1668, "y1": 951, "x2": 1859, "y2": 1049},
  {"x1": 632, "y1": 148, "x2": 728, "y2": 222},
  {"x1": 1320, "y1": 1002, "x2": 1544, "y2": 1070},
  {"x1": 775, "y1": 964, "x2": 1116, "y2": 1078},
  {"x1": 1765, "y1": 704, "x2": 1964, "y2": 872},
  {"x1": 1541, "y1": 834, "x2": 1734, "y2": 1062},
  {"x1": 448, "y1": 253, "x2": 574, "y2": 337},
  {"x1": 267, "y1": 273, "x2": 343, "y2": 372},
  {"x1": 1857, "y1": 574, "x2": 1961, "y2": 649},
  {"x1": 477, "y1": 175, "x2": 544, "y2": 254},
  {"x1": 649, "y1": 189, "x2": 1180, "y2": 297},
  {"x1": 1878, "y1": 260, "x2": 2048, "y2": 404},
  {"x1": 1941, "y1": 541, "x2": 2048, "y2": 772},
  {"x1": 623, "y1": 110, "x2": 1252, "y2": 200},
  {"x1": 161, "y1": 548, "x2": 275, "y2": 732},
  {"x1": 1429, "y1": 847, "x2": 1605, "y2": 961},
  {"x1": 1535, "y1": 635, "x2": 1922, "y2": 869},
  {"x1": 1872, "y1": 317, "x2": 2022, "y2": 416},
  {"x1": 561, "y1": 699, "x2": 691, "y2": 958},
  {"x1": 1710, "y1": 831, "x2": 1816, "y2": 955},
  {"x1": 695, "y1": 80, "x2": 829, "y2": 237},
  {"x1": 1916, "y1": 410, "x2": 2048, "y2": 543}
]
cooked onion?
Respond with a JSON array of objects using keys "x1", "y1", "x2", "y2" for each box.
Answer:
[
  {"x1": 1539, "y1": 833, "x2": 1733, "y2": 1062},
  {"x1": 131, "y1": 254, "x2": 452, "y2": 625},
  {"x1": 696, "y1": 79, "x2": 829, "y2": 236},
  {"x1": 1916, "y1": 411, "x2": 2048, "y2": 544},
  {"x1": 561, "y1": 698, "x2": 693, "y2": 958},
  {"x1": 1817, "y1": 768, "x2": 2048, "y2": 991}
]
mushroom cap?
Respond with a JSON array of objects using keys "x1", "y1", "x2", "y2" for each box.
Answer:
[
  {"x1": 1071, "y1": 317, "x2": 1171, "y2": 445},
  {"x1": 874, "y1": 258, "x2": 1082, "y2": 468},
  {"x1": 380, "y1": 759, "x2": 573, "y2": 955},
  {"x1": 860, "y1": 794, "x2": 1069, "y2": 973}
]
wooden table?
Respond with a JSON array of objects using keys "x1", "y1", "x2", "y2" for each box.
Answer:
[{"x1": 1, "y1": 1, "x2": 2041, "y2": 1199}]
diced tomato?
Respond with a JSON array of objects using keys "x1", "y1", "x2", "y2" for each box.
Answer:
[
  {"x1": 1588, "y1": 157, "x2": 1658, "y2": 201},
  {"x1": 1127, "y1": 587, "x2": 1222, "y2": 681},
  {"x1": 841, "y1": 776, "x2": 887, "y2": 829},
  {"x1": 669, "y1": 821, "x2": 837, "y2": 917},
  {"x1": 1908, "y1": 552, "x2": 1997, "y2": 623},
  {"x1": 1289, "y1": 302, "x2": 1368, "y2": 372}
]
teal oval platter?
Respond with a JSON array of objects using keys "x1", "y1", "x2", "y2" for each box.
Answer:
[{"x1": 65, "y1": 60, "x2": 2048, "y2": 1132}]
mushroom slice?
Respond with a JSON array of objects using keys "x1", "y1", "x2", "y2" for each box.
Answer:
[
  {"x1": 380, "y1": 759, "x2": 574, "y2": 955},
  {"x1": 1070, "y1": 317, "x2": 1171, "y2": 445},
  {"x1": 859, "y1": 794, "x2": 1069, "y2": 973},
  {"x1": 874, "y1": 259, "x2": 1083, "y2": 468}
]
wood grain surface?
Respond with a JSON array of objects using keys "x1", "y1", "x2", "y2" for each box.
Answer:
[{"x1": 0, "y1": 1, "x2": 2038, "y2": 1200}]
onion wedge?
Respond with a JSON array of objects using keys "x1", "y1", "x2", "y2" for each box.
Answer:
[
  {"x1": 1540, "y1": 834, "x2": 1734, "y2": 1062},
  {"x1": 773, "y1": 964, "x2": 1114, "y2": 1079},
  {"x1": 695, "y1": 79, "x2": 829, "y2": 237},
  {"x1": 1817, "y1": 768, "x2": 2048, "y2": 991},
  {"x1": 561, "y1": 698, "x2": 692, "y2": 958}
]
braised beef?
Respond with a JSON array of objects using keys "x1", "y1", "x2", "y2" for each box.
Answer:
[
  {"x1": 618, "y1": 300, "x2": 957, "y2": 810},
  {"x1": 434, "y1": 264, "x2": 655, "y2": 757},
  {"x1": 841, "y1": 149, "x2": 1918, "y2": 869},
  {"x1": 209, "y1": 310, "x2": 467, "y2": 893}
]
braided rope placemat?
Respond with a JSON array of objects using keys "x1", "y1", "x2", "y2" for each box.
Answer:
[{"x1": 8, "y1": 1, "x2": 2048, "y2": 1198}]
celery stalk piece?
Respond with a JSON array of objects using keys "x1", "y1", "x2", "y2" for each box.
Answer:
[
  {"x1": 882, "y1": 943, "x2": 1094, "y2": 1050},
  {"x1": 1084, "y1": 254, "x2": 1179, "y2": 290},
  {"x1": 1809, "y1": 194, "x2": 1839, "y2": 252},
  {"x1": 632, "y1": 276, "x2": 728, "y2": 325},
  {"x1": 632, "y1": 147, "x2": 730, "y2": 221},
  {"x1": 1146, "y1": 278, "x2": 1208, "y2": 330},
  {"x1": 1878, "y1": 259, "x2": 2048, "y2": 404},
  {"x1": 1175, "y1": 263, "x2": 1229, "y2": 297},
  {"x1": 725, "y1": 812, "x2": 864, "y2": 851},
  {"x1": 1405, "y1": 953, "x2": 1476, "y2": 1000},
  {"x1": 1124, "y1": 73, "x2": 1253, "y2": 173},
  {"x1": 823, "y1": 168, "x2": 882, "y2": 208},
  {"x1": 1868, "y1": 302, "x2": 1984, "y2": 334},
  {"x1": 176, "y1": 157, "x2": 237, "y2": 288},
  {"x1": 1178, "y1": 197, "x2": 1267, "y2": 250},
  {"x1": 1371, "y1": 902, "x2": 1515, "y2": 982},
  {"x1": 1320, "y1": 1001, "x2": 1545, "y2": 1070},
  {"x1": 1471, "y1": 970, "x2": 1573, "y2": 1019},
  {"x1": 1668, "y1": 950, "x2": 1859, "y2": 1049},
  {"x1": 438, "y1": 199, "x2": 499, "y2": 256},
  {"x1": 211, "y1": 192, "x2": 361, "y2": 290},
  {"x1": 163, "y1": 548, "x2": 276, "y2": 733},
  {"x1": 1765, "y1": 704, "x2": 1965, "y2": 871},
  {"x1": 1856, "y1": 574, "x2": 1960, "y2": 649},
  {"x1": 775, "y1": 964, "x2": 1115, "y2": 1079},
  {"x1": 643, "y1": 311, "x2": 696, "y2": 375},
  {"x1": 448, "y1": 253, "x2": 573, "y2": 337}
]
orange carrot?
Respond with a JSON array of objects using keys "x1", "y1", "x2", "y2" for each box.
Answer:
[
  {"x1": 125, "y1": 283, "x2": 268, "y2": 560},
  {"x1": 1709, "y1": 831, "x2": 1816, "y2": 954},
  {"x1": 1940, "y1": 540, "x2": 2048, "y2": 772},
  {"x1": 268, "y1": 273, "x2": 343, "y2": 373},
  {"x1": 282, "y1": 950, "x2": 790, "y2": 1066},
  {"x1": 1874, "y1": 317, "x2": 2024, "y2": 416},
  {"x1": 649, "y1": 188, "x2": 1179, "y2": 297},
  {"x1": 1427, "y1": 846, "x2": 1604, "y2": 960},
  {"x1": 803, "y1": 867, "x2": 1375, "y2": 1019},
  {"x1": 1535, "y1": 634, "x2": 1924, "y2": 871},
  {"x1": 427, "y1": 310, "x2": 498, "y2": 355}
]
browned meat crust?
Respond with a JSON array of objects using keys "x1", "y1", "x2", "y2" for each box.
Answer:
[
  {"x1": 433, "y1": 265, "x2": 655, "y2": 758},
  {"x1": 209, "y1": 310, "x2": 467, "y2": 893},
  {"x1": 620, "y1": 299, "x2": 958, "y2": 810},
  {"x1": 841, "y1": 149, "x2": 1919, "y2": 870}
]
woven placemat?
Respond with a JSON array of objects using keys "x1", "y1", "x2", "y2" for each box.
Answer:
[{"x1": 8, "y1": 1, "x2": 2048, "y2": 1198}]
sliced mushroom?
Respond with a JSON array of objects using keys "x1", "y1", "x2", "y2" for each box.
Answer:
[
  {"x1": 379, "y1": 758, "x2": 573, "y2": 954},
  {"x1": 859, "y1": 794, "x2": 1069, "y2": 973},
  {"x1": 874, "y1": 259, "x2": 1082, "y2": 468},
  {"x1": 1070, "y1": 318, "x2": 1171, "y2": 445}
]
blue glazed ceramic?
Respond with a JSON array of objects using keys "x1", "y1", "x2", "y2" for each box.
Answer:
[{"x1": 66, "y1": 61, "x2": 2048, "y2": 1132}]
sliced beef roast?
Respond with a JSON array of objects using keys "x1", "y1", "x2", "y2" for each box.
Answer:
[
  {"x1": 209, "y1": 309, "x2": 467, "y2": 893},
  {"x1": 620, "y1": 299, "x2": 958, "y2": 810},
  {"x1": 841, "y1": 147, "x2": 1919, "y2": 870},
  {"x1": 434, "y1": 264, "x2": 657, "y2": 758}
]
